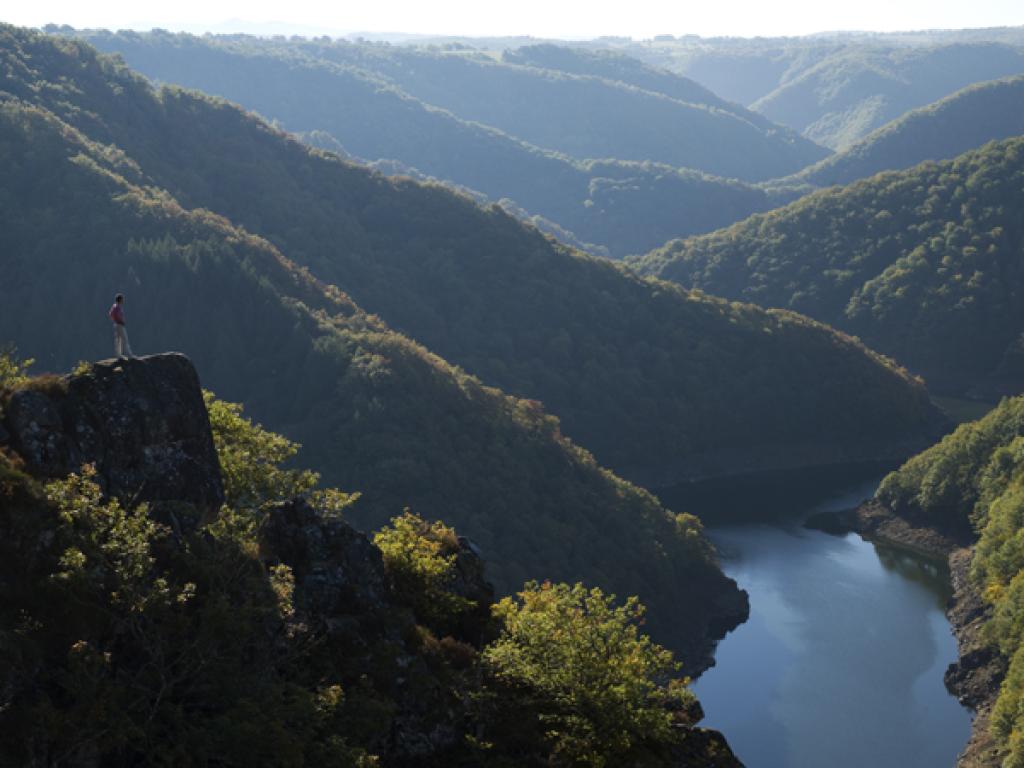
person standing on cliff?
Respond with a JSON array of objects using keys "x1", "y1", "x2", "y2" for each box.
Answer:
[{"x1": 109, "y1": 294, "x2": 134, "y2": 358}]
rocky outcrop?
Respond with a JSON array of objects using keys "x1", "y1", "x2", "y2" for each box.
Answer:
[
  {"x1": 852, "y1": 499, "x2": 970, "y2": 556},
  {"x1": 944, "y1": 549, "x2": 1008, "y2": 768},
  {"x1": 260, "y1": 497, "x2": 394, "y2": 620},
  {"x1": 692, "y1": 582, "x2": 750, "y2": 676},
  {"x1": 1, "y1": 354, "x2": 223, "y2": 531},
  {"x1": 672, "y1": 727, "x2": 744, "y2": 768},
  {"x1": 259, "y1": 497, "x2": 497, "y2": 761}
]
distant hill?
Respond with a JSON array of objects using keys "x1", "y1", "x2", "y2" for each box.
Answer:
[
  {"x1": 608, "y1": 37, "x2": 1024, "y2": 150},
  {"x1": 501, "y1": 43, "x2": 809, "y2": 141},
  {"x1": 61, "y1": 30, "x2": 815, "y2": 256},
  {"x1": 635, "y1": 137, "x2": 1024, "y2": 396},
  {"x1": 273, "y1": 36, "x2": 828, "y2": 180},
  {"x1": 751, "y1": 43, "x2": 1024, "y2": 150},
  {"x1": 788, "y1": 75, "x2": 1024, "y2": 188}
]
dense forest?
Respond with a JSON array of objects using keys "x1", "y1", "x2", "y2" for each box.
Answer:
[
  {"x1": 62, "y1": 28, "x2": 808, "y2": 257},
  {"x1": 789, "y1": 75, "x2": 1024, "y2": 188},
  {"x1": 0, "y1": 90, "x2": 748, "y2": 662},
  {"x1": 497, "y1": 43, "x2": 807, "y2": 143},
  {"x1": 232, "y1": 34, "x2": 826, "y2": 178},
  {"x1": 635, "y1": 138, "x2": 1024, "y2": 396},
  {"x1": 0, "y1": 354, "x2": 741, "y2": 766},
  {"x1": 873, "y1": 396, "x2": 1024, "y2": 766},
  {"x1": 66, "y1": 30, "x2": 1024, "y2": 261},
  {"x1": 613, "y1": 36, "x2": 1024, "y2": 149},
  {"x1": 748, "y1": 44, "x2": 1024, "y2": 150},
  {"x1": 0, "y1": 26, "x2": 943, "y2": 494}
]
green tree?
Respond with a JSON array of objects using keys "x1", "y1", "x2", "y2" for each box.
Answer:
[
  {"x1": 373, "y1": 511, "x2": 475, "y2": 634},
  {"x1": 204, "y1": 390, "x2": 356, "y2": 520},
  {"x1": 480, "y1": 581, "x2": 694, "y2": 767},
  {"x1": 0, "y1": 345, "x2": 32, "y2": 390}
]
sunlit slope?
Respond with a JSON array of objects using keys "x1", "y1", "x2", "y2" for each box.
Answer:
[
  {"x1": 791, "y1": 75, "x2": 1024, "y2": 188},
  {"x1": 637, "y1": 138, "x2": 1024, "y2": 395}
]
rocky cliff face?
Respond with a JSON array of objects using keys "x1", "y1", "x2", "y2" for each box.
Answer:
[
  {"x1": 1, "y1": 354, "x2": 224, "y2": 532},
  {"x1": 260, "y1": 496, "x2": 495, "y2": 760}
]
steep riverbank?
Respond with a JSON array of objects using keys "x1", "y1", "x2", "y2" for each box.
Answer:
[{"x1": 815, "y1": 502, "x2": 1006, "y2": 767}]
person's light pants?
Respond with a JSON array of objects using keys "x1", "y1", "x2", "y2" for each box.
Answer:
[{"x1": 113, "y1": 324, "x2": 133, "y2": 357}]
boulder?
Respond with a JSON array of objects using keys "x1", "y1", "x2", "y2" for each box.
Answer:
[
  {"x1": 260, "y1": 497, "x2": 392, "y2": 620},
  {"x1": 2, "y1": 354, "x2": 224, "y2": 531}
]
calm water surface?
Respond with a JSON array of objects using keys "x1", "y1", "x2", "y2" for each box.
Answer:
[{"x1": 692, "y1": 481, "x2": 972, "y2": 768}]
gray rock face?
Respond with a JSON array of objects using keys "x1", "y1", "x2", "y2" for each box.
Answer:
[
  {"x1": 260, "y1": 497, "x2": 393, "y2": 621},
  {"x1": 2, "y1": 354, "x2": 224, "y2": 530},
  {"x1": 259, "y1": 497, "x2": 495, "y2": 760}
]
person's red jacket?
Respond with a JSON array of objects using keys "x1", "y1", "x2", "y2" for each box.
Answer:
[{"x1": 109, "y1": 303, "x2": 125, "y2": 325}]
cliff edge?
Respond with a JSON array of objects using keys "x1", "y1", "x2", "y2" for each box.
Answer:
[{"x1": 2, "y1": 354, "x2": 223, "y2": 532}]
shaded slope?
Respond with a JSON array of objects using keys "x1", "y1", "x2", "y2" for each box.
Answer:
[
  {"x1": 636, "y1": 138, "x2": 1024, "y2": 395},
  {"x1": 1, "y1": 27, "x2": 947, "y2": 488},
  {"x1": 790, "y1": 75, "x2": 1024, "y2": 188},
  {"x1": 0, "y1": 95, "x2": 747, "y2": 664},
  {"x1": 72, "y1": 28, "x2": 783, "y2": 257}
]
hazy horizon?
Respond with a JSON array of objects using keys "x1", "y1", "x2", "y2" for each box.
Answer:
[{"x1": 7, "y1": 0, "x2": 1024, "y2": 41}]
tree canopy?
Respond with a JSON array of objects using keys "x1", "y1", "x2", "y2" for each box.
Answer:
[{"x1": 636, "y1": 137, "x2": 1024, "y2": 396}]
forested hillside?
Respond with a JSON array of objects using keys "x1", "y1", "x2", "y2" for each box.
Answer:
[
  {"x1": 500, "y1": 43, "x2": 806, "y2": 141},
  {"x1": 872, "y1": 396, "x2": 1024, "y2": 766},
  {"x1": 0, "y1": 92, "x2": 746, "y2": 662},
  {"x1": 0, "y1": 25, "x2": 943, "y2": 491},
  {"x1": 64, "y1": 29, "x2": 806, "y2": 257},
  {"x1": 791, "y1": 75, "x2": 1024, "y2": 188},
  {"x1": 636, "y1": 138, "x2": 1024, "y2": 396},
  {"x1": 612, "y1": 36, "x2": 1024, "y2": 149},
  {"x1": 749, "y1": 43, "x2": 1024, "y2": 149},
  {"x1": 255, "y1": 34, "x2": 826, "y2": 179}
]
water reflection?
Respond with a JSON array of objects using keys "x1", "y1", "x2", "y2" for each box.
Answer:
[
  {"x1": 691, "y1": 491, "x2": 971, "y2": 768},
  {"x1": 873, "y1": 545, "x2": 952, "y2": 610}
]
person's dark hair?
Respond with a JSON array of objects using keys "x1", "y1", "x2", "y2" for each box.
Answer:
[{"x1": 115, "y1": 294, "x2": 124, "y2": 303}]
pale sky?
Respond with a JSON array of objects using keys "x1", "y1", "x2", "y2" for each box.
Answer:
[{"x1": 5, "y1": 0, "x2": 1024, "y2": 40}]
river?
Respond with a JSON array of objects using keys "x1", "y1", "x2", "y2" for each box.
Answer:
[{"x1": 687, "y1": 479, "x2": 973, "y2": 768}]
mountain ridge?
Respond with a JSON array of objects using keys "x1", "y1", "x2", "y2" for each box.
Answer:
[{"x1": 66, "y1": 28, "x2": 814, "y2": 256}]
